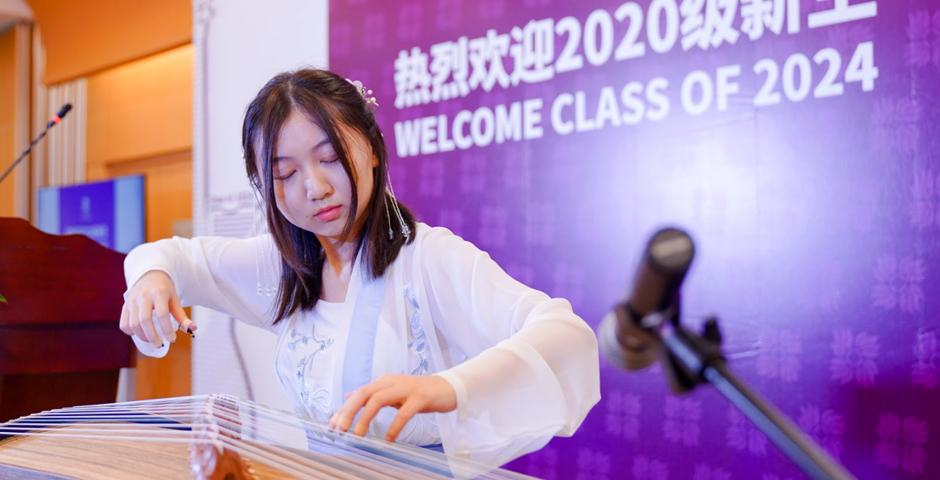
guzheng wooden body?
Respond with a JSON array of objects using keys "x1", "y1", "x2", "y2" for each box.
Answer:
[{"x1": 0, "y1": 394, "x2": 535, "y2": 479}]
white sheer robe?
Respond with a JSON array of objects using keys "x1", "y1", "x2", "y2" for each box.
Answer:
[{"x1": 124, "y1": 223, "x2": 601, "y2": 467}]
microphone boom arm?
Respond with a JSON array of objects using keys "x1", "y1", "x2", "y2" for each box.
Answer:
[
  {"x1": 608, "y1": 227, "x2": 855, "y2": 479},
  {"x1": 0, "y1": 104, "x2": 72, "y2": 185}
]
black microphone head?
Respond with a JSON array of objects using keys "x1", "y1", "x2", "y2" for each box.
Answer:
[
  {"x1": 57, "y1": 103, "x2": 73, "y2": 118},
  {"x1": 647, "y1": 227, "x2": 694, "y2": 274},
  {"x1": 628, "y1": 227, "x2": 695, "y2": 315}
]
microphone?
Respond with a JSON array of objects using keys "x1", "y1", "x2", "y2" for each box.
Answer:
[
  {"x1": 599, "y1": 227, "x2": 695, "y2": 370},
  {"x1": 0, "y1": 103, "x2": 74, "y2": 185},
  {"x1": 47, "y1": 103, "x2": 73, "y2": 128}
]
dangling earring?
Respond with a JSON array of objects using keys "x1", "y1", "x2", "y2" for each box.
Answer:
[
  {"x1": 252, "y1": 192, "x2": 278, "y2": 297},
  {"x1": 383, "y1": 191, "x2": 394, "y2": 240},
  {"x1": 384, "y1": 178, "x2": 411, "y2": 240}
]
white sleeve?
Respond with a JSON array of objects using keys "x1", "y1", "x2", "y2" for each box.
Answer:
[
  {"x1": 123, "y1": 235, "x2": 280, "y2": 330},
  {"x1": 418, "y1": 227, "x2": 601, "y2": 466}
]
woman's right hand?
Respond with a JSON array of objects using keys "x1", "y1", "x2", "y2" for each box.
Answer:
[{"x1": 119, "y1": 270, "x2": 196, "y2": 346}]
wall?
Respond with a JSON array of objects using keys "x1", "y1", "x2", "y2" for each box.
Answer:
[
  {"x1": 82, "y1": 44, "x2": 194, "y2": 401},
  {"x1": 0, "y1": 27, "x2": 15, "y2": 216},
  {"x1": 28, "y1": 0, "x2": 190, "y2": 84},
  {"x1": 85, "y1": 44, "x2": 193, "y2": 176}
]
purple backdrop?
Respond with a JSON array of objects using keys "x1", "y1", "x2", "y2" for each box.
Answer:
[{"x1": 330, "y1": 1, "x2": 939, "y2": 477}]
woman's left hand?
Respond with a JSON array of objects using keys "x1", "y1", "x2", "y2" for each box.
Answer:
[{"x1": 329, "y1": 374, "x2": 457, "y2": 442}]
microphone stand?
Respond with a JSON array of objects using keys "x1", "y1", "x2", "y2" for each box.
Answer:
[{"x1": 648, "y1": 306, "x2": 854, "y2": 480}]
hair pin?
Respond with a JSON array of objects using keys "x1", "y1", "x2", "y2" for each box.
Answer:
[{"x1": 346, "y1": 78, "x2": 379, "y2": 107}]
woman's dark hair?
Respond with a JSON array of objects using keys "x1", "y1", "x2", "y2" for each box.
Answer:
[{"x1": 242, "y1": 68, "x2": 416, "y2": 323}]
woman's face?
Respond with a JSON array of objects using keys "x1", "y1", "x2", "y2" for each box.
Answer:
[{"x1": 269, "y1": 108, "x2": 376, "y2": 243}]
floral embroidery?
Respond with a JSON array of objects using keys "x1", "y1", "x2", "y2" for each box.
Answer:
[
  {"x1": 289, "y1": 322, "x2": 335, "y2": 422},
  {"x1": 287, "y1": 328, "x2": 310, "y2": 352},
  {"x1": 394, "y1": 285, "x2": 442, "y2": 446},
  {"x1": 404, "y1": 285, "x2": 431, "y2": 376}
]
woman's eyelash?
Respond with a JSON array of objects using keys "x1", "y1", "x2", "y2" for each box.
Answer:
[{"x1": 273, "y1": 158, "x2": 335, "y2": 179}]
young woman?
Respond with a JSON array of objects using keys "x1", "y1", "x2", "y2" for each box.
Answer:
[{"x1": 119, "y1": 68, "x2": 600, "y2": 467}]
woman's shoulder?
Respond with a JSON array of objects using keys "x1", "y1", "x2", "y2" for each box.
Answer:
[
  {"x1": 171, "y1": 233, "x2": 279, "y2": 272},
  {"x1": 181, "y1": 232, "x2": 273, "y2": 245},
  {"x1": 410, "y1": 222, "x2": 471, "y2": 251},
  {"x1": 404, "y1": 222, "x2": 486, "y2": 268},
  {"x1": 414, "y1": 221, "x2": 447, "y2": 236}
]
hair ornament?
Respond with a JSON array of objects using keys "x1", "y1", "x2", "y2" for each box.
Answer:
[{"x1": 346, "y1": 78, "x2": 379, "y2": 108}]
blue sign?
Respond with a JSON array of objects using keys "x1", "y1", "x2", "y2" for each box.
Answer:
[{"x1": 37, "y1": 175, "x2": 145, "y2": 253}]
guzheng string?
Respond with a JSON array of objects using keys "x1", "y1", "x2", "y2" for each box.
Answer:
[{"x1": 0, "y1": 394, "x2": 533, "y2": 480}]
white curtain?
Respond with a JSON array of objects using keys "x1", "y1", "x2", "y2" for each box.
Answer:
[{"x1": 30, "y1": 26, "x2": 88, "y2": 221}]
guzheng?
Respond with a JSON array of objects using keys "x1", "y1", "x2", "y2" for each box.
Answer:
[{"x1": 0, "y1": 394, "x2": 534, "y2": 479}]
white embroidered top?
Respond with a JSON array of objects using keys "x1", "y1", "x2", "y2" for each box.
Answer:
[{"x1": 123, "y1": 222, "x2": 601, "y2": 467}]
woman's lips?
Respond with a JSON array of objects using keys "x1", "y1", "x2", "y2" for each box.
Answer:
[{"x1": 315, "y1": 205, "x2": 342, "y2": 222}]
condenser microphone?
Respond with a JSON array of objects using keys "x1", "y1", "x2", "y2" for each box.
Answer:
[
  {"x1": 599, "y1": 227, "x2": 695, "y2": 370},
  {"x1": 47, "y1": 103, "x2": 73, "y2": 128}
]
